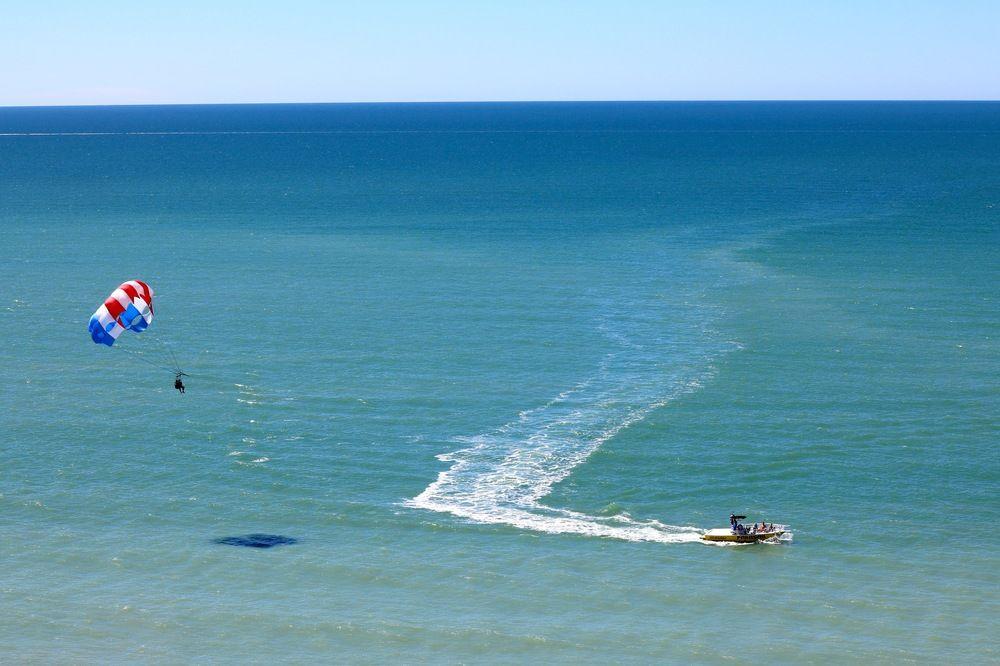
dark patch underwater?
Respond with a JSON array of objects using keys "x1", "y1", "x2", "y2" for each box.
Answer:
[{"x1": 214, "y1": 534, "x2": 298, "y2": 549}]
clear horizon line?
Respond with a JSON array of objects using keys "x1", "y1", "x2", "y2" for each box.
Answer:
[{"x1": 2, "y1": 98, "x2": 999, "y2": 110}]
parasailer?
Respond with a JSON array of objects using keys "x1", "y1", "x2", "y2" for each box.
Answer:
[{"x1": 88, "y1": 280, "x2": 187, "y2": 391}]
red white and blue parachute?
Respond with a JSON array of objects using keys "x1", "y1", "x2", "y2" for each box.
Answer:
[{"x1": 88, "y1": 280, "x2": 154, "y2": 346}]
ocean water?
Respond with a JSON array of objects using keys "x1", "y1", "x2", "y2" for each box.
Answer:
[{"x1": 1, "y1": 102, "x2": 997, "y2": 663}]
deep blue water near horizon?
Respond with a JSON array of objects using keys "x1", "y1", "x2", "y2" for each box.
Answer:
[{"x1": 1, "y1": 102, "x2": 997, "y2": 662}]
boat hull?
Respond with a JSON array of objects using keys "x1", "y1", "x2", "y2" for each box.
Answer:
[{"x1": 701, "y1": 528, "x2": 785, "y2": 543}]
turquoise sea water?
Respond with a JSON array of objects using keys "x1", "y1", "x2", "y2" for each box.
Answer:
[{"x1": 1, "y1": 103, "x2": 997, "y2": 662}]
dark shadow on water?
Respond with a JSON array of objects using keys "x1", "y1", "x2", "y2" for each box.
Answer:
[{"x1": 214, "y1": 534, "x2": 298, "y2": 549}]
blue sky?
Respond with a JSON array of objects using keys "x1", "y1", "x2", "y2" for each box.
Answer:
[{"x1": 2, "y1": 1, "x2": 998, "y2": 105}]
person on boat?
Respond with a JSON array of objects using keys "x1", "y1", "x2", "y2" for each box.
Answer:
[
  {"x1": 730, "y1": 514, "x2": 738, "y2": 528},
  {"x1": 174, "y1": 373, "x2": 185, "y2": 394}
]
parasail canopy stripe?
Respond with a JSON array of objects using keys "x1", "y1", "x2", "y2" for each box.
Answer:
[{"x1": 89, "y1": 279, "x2": 154, "y2": 346}]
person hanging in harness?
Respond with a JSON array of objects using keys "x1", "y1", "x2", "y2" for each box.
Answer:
[{"x1": 174, "y1": 372, "x2": 186, "y2": 394}]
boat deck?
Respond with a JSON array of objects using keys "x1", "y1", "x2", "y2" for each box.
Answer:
[{"x1": 701, "y1": 528, "x2": 785, "y2": 543}]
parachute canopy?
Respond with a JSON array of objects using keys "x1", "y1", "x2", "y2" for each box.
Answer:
[{"x1": 88, "y1": 280, "x2": 154, "y2": 346}]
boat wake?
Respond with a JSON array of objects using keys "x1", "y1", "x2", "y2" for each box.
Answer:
[{"x1": 407, "y1": 290, "x2": 736, "y2": 544}]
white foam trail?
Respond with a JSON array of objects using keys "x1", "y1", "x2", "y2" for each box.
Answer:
[{"x1": 408, "y1": 291, "x2": 734, "y2": 544}]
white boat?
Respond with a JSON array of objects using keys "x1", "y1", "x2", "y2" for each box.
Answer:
[
  {"x1": 701, "y1": 527, "x2": 785, "y2": 543},
  {"x1": 702, "y1": 515, "x2": 787, "y2": 543}
]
